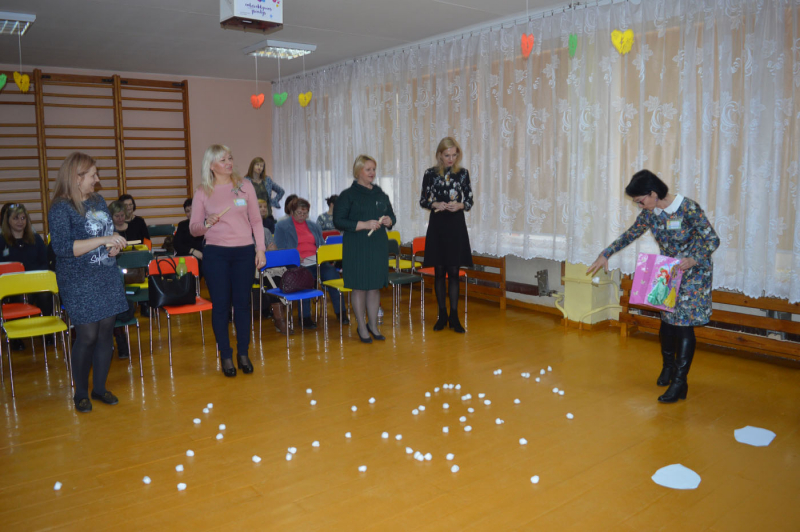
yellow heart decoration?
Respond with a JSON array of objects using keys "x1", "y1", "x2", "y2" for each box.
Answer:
[
  {"x1": 298, "y1": 91, "x2": 313, "y2": 108},
  {"x1": 611, "y1": 29, "x2": 634, "y2": 55},
  {"x1": 13, "y1": 71, "x2": 31, "y2": 93}
]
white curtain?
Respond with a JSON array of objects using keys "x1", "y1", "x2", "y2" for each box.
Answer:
[{"x1": 273, "y1": 0, "x2": 800, "y2": 303}]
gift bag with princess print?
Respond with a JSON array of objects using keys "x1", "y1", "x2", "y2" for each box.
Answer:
[{"x1": 629, "y1": 253, "x2": 683, "y2": 313}]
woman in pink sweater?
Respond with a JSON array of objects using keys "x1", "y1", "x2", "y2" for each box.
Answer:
[{"x1": 190, "y1": 145, "x2": 266, "y2": 377}]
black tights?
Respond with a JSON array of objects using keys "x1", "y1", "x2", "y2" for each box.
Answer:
[
  {"x1": 434, "y1": 265, "x2": 461, "y2": 317},
  {"x1": 71, "y1": 315, "x2": 116, "y2": 401}
]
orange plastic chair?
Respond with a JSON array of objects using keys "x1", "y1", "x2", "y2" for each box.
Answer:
[
  {"x1": 0, "y1": 262, "x2": 42, "y2": 321},
  {"x1": 147, "y1": 256, "x2": 212, "y2": 366},
  {"x1": 411, "y1": 236, "x2": 468, "y2": 327}
]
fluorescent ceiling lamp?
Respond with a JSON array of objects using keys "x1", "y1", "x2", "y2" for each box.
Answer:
[
  {"x1": 0, "y1": 11, "x2": 35, "y2": 36},
  {"x1": 243, "y1": 39, "x2": 316, "y2": 60}
]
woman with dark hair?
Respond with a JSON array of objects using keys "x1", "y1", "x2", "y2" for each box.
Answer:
[
  {"x1": 588, "y1": 169, "x2": 720, "y2": 403},
  {"x1": 173, "y1": 198, "x2": 204, "y2": 264},
  {"x1": 279, "y1": 194, "x2": 298, "y2": 221},
  {"x1": 419, "y1": 137, "x2": 474, "y2": 333},
  {"x1": 316, "y1": 195, "x2": 338, "y2": 230},
  {"x1": 117, "y1": 194, "x2": 150, "y2": 242}
]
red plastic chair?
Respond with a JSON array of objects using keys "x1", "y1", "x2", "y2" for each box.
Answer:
[
  {"x1": 322, "y1": 230, "x2": 340, "y2": 241},
  {"x1": 411, "y1": 236, "x2": 468, "y2": 327},
  {"x1": 147, "y1": 256, "x2": 212, "y2": 366},
  {"x1": 0, "y1": 262, "x2": 42, "y2": 320}
]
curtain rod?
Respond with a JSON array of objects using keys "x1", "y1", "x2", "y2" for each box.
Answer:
[{"x1": 273, "y1": 0, "x2": 629, "y2": 84}]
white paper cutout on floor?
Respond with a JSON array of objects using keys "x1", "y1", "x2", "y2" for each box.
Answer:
[
  {"x1": 351, "y1": 406, "x2": 357, "y2": 412},
  {"x1": 405, "y1": 447, "x2": 413, "y2": 454},
  {"x1": 177, "y1": 482, "x2": 187, "y2": 491},
  {"x1": 734, "y1": 426, "x2": 776, "y2": 447},
  {"x1": 53, "y1": 481, "x2": 62, "y2": 491},
  {"x1": 412, "y1": 409, "x2": 419, "y2": 415},
  {"x1": 419, "y1": 405, "x2": 426, "y2": 411},
  {"x1": 424, "y1": 452, "x2": 432, "y2": 461},
  {"x1": 202, "y1": 408, "x2": 209, "y2": 414},
  {"x1": 514, "y1": 398, "x2": 521, "y2": 404},
  {"x1": 175, "y1": 464, "x2": 184, "y2": 472},
  {"x1": 442, "y1": 426, "x2": 449, "y2": 433},
  {"x1": 442, "y1": 403, "x2": 449, "y2": 410},
  {"x1": 186, "y1": 450, "x2": 194, "y2": 457},
  {"x1": 459, "y1": 416, "x2": 467, "y2": 422},
  {"x1": 252, "y1": 455, "x2": 261, "y2": 463},
  {"x1": 207, "y1": 403, "x2": 213, "y2": 409},
  {"x1": 288, "y1": 447, "x2": 297, "y2": 454},
  {"x1": 312, "y1": 441, "x2": 320, "y2": 447},
  {"x1": 218, "y1": 424, "x2": 226, "y2": 430},
  {"x1": 358, "y1": 465, "x2": 367, "y2": 472},
  {"x1": 467, "y1": 408, "x2": 474, "y2": 413},
  {"x1": 306, "y1": 388, "x2": 312, "y2": 394},
  {"x1": 381, "y1": 432, "x2": 389, "y2": 439},
  {"x1": 215, "y1": 433, "x2": 223, "y2": 440},
  {"x1": 369, "y1": 397, "x2": 376, "y2": 403},
  {"x1": 446, "y1": 453, "x2": 454, "y2": 460},
  {"x1": 651, "y1": 464, "x2": 701, "y2": 490},
  {"x1": 519, "y1": 438, "x2": 528, "y2": 445},
  {"x1": 310, "y1": 400, "x2": 317, "y2": 406},
  {"x1": 345, "y1": 432, "x2": 352, "y2": 438},
  {"x1": 484, "y1": 399, "x2": 491, "y2": 405},
  {"x1": 395, "y1": 434, "x2": 402, "y2": 441},
  {"x1": 464, "y1": 425, "x2": 472, "y2": 432},
  {"x1": 559, "y1": 390, "x2": 565, "y2": 396},
  {"x1": 142, "y1": 476, "x2": 151, "y2": 485},
  {"x1": 566, "y1": 413, "x2": 574, "y2": 419},
  {"x1": 285, "y1": 453, "x2": 293, "y2": 461},
  {"x1": 425, "y1": 392, "x2": 431, "y2": 397},
  {"x1": 495, "y1": 418, "x2": 504, "y2": 425},
  {"x1": 530, "y1": 475, "x2": 540, "y2": 484},
  {"x1": 451, "y1": 464, "x2": 459, "y2": 473},
  {"x1": 193, "y1": 418, "x2": 201, "y2": 425}
]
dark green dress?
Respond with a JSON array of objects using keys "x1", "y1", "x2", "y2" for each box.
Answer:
[{"x1": 333, "y1": 181, "x2": 397, "y2": 290}]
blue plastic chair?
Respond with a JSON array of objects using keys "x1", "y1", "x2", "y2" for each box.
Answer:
[
  {"x1": 260, "y1": 249, "x2": 324, "y2": 347},
  {"x1": 325, "y1": 234, "x2": 343, "y2": 244}
]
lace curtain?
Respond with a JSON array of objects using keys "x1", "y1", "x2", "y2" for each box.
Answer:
[{"x1": 272, "y1": 0, "x2": 800, "y2": 303}]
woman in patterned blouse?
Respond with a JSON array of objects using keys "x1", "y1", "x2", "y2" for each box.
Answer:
[
  {"x1": 245, "y1": 157, "x2": 285, "y2": 225},
  {"x1": 419, "y1": 137, "x2": 474, "y2": 333},
  {"x1": 588, "y1": 170, "x2": 720, "y2": 403}
]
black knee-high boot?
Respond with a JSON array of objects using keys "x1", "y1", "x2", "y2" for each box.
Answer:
[
  {"x1": 657, "y1": 321, "x2": 677, "y2": 386},
  {"x1": 658, "y1": 326, "x2": 695, "y2": 403}
]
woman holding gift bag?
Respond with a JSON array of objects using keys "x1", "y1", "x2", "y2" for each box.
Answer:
[{"x1": 587, "y1": 170, "x2": 720, "y2": 403}]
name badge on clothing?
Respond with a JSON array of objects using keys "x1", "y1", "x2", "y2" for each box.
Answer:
[
  {"x1": 2, "y1": 248, "x2": 9, "y2": 257},
  {"x1": 234, "y1": 198, "x2": 247, "y2": 207},
  {"x1": 667, "y1": 218, "x2": 682, "y2": 231}
]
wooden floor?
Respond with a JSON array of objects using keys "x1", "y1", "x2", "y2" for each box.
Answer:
[{"x1": 1, "y1": 293, "x2": 799, "y2": 531}]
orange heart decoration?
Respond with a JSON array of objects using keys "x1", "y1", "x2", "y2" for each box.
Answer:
[
  {"x1": 521, "y1": 34, "x2": 534, "y2": 59},
  {"x1": 13, "y1": 71, "x2": 30, "y2": 93},
  {"x1": 611, "y1": 29, "x2": 634, "y2": 55},
  {"x1": 251, "y1": 93, "x2": 265, "y2": 109},
  {"x1": 298, "y1": 91, "x2": 313, "y2": 108}
]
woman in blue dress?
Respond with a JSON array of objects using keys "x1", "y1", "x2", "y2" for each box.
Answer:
[{"x1": 588, "y1": 170, "x2": 720, "y2": 403}]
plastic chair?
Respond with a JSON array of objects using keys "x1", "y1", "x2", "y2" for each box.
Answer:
[
  {"x1": 325, "y1": 234, "x2": 343, "y2": 244},
  {"x1": 261, "y1": 249, "x2": 324, "y2": 348},
  {"x1": 316, "y1": 244, "x2": 351, "y2": 338},
  {"x1": 116, "y1": 314, "x2": 143, "y2": 377},
  {"x1": 0, "y1": 262, "x2": 45, "y2": 382},
  {"x1": 0, "y1": 271, "x2": 69, "y2": 397},
  {"x1": 147, "y1": 256, "x2": 212, "y2": 366},
  {"x1": 387, "y1": 230, "x2": 421, "y2": 271},
  {"x1": 387, "y1": 240, "x2": 424, "y2": 324},
  {"x1": 116, "y1": 250, "x2": 154, "y2": 305},
  {"x1": 147, "y1": 224, "x2": 176, "y2": 237},
  {"x1": 322, "y1": 230, "x2": 340, "y2": 241},
  {"x1": 411, "y1": 236, "x2": 468, "y2": 328}
]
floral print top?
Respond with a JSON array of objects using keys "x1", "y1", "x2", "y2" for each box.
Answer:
[
  {"x1": 602, "y1": 196, "x2": 720, "y2": 326},
  {"x1": 316, "y1": 212, "x2": 335, "y2": 230},
  {"x1": 419, "y1": 167, "x2": 474, "y2": 211}
]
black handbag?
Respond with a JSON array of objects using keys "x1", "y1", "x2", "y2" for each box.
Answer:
[
  {"x1": 148, "y1": 257, "x2": 196, "y2": 307},
  {"x1": 280, "y1": 266, "x2": 315, "y2": 293}
]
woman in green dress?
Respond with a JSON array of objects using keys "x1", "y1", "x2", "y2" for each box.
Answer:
[{"x1": 333, "y1": 155, "x2": 396, "y2": 343}]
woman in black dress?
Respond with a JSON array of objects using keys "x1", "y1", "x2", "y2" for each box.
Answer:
[{"x1": 419, "y1": 137, "x2": 474, "y2": 333}]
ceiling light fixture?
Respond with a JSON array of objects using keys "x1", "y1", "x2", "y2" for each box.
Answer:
[
  {"x1": 0, "y1": 11, "x2": 35, "y2": 36},
  {"x1": 242, "y1": 40, "x2": 316, "y2": 60}
]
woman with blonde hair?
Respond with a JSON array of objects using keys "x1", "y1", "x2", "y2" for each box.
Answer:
[
  {"x1": 190, "y1": 145, "x2": 266, "y2": 377},
  {"x1": 48, "y1": 152, "x2": 129, "y2": 413},
  {"x1": 334, "y1": 155, "x2": 396, "y2": 342},
  {"x1": 419, "y1": 137, "x2": 474, "y2": 333}
]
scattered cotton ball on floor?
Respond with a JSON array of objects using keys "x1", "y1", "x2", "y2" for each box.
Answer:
[
  {"x1": 175, "y1": 464, "x2": 184, "y2": 472},
  {"x1": 540, "y1": 369, "x2": 546, "y2": 375},
  {"x1": 442, "y1": 403, "x2": 449, "y2": 410},
  {"x1": 446, "y1": 453, "x2": 455, "y2": 460},
  {"x1": 547, "y1": 366, "x2": 552, "y2": 372},
  {"x1": 461, "y1": 394, "x2": 471, "y2": 401},
  {"x1": 395, "y1": 434, "x2": 402, "y2": 441},
  {"x1": 142, "y1": 476, "x2": 151, "y2": 485},
  {"x1": 358, "y1": 465, "x2": 367, "y2": 472},
  {"x1": 218, "y1": 424, "x2": 226, "y2": 431},
  {"x1": 285, "y1": 453, "x2": 293, "y2": 461},
  {"x1": 177, "y1": 482, "x2": 187, "y2": 491},
  {"x1": 495, "y1": 418, "x2": 504, "y2": 425},
  {"x1": 442, "y1": 426, "x2": 449, "y2": 433},
  {"x1": 186, "y1": 450, "x2": 194, "y2": 457},
  {"x1": 478, "y1": 393, "x2": 485, "y2": 399},
  {"x1": 535, "y1": 377, "x2": 541, "y2": 382},
  {"x1": 351, "y1": 406, "x2": 357, "y2": 412},
  {"x1": 531, "y1": 475, "x2": 540, "y2": 484},
  {"x1": 559, "y1": 390, "x2": 565, "y2": 396},
  {"x1": 207, "y1": 403, "x2": 213, "y2": 409},
  {"x1": 424, "y1": 452, "x2": 432, "y2": 461},
  {"x1": 496, "y1": 369, "x2": 502, "y2": 375},
  {"x1": 414, "y1": 451, "x2": 424, "y2": 461},
  {"x1": 464, "y1": 426, "x2": 472, "y2": 432},
  {"x1": 434, "y1": 387, "x2": 440, "y2": 392},
  {"x1": 566, "y1": 413, "x2": 574, "y2": 419},
  {"x1": 406, "y1": 447, "x2": 413, "y2": 454},
  {"x1": 312, "y1": 441, "x2": 320, "y2": 448},
  {"x1": 419, "y1": 405, "x2": 426, "y2": 411},
  {"x1": 53, "y1": 481, "x2": 62, "y2": 491},
  {"x1": 306, "y1": 388, "x2": 312, "y2": 394},
  {"x1": 310, "y1": 400, "x2": 317, "y2": 406},
  {"x1": 552, "y1": 387, "x2": 559, "y2": 393},
  {"x1": 467, "y1": 408, "x2": 475, "y2": 413},
  {"x1": 369, "y1": 397, "x2": 376, "y2": 404},
  {"x1": 288, "y1": 447, "x2": 297, "y2": 454},
  {"x1": 381, "y1": 432, "x2": 389, "y2": 439},
  {"x1": 514, "y1": 399, "x2": 521, "y2": 404},
  {"x1": 459, "y1": 416, "x2": 467, "y2": 422},
  {"x1": 484, "y1": 400, "x2": 491, "y2": 406},
  {"x1": 425, "y1": 392, "x2": 431, "y2": 398},
  {"x1": 252, "y1": 455, "x2": 261, "y2": 463},
  {"x1": 451, "y1": 465, "x2": 460, "y2": 473},
  {"x1": 345, "y1": 432, "x2": 352, "y2": 438},
  {"x1": 455, "y1": 384, "x2": 461, "y2": 390},
  {"x1": 216, "y1": 433, "x2": 223, "y2": 440},
  {"x1": 193, "y1": 418, "x2": 201, "y2": 425},
  {"x1": 519, "y1": 438, "x2": 528, "y2": 445},
  {"x1": 412, "y1": 409, "x2": 419, "y2": 415},
  {"x1": 202, "y1": 408, "x2": 209, "y2": 414}
]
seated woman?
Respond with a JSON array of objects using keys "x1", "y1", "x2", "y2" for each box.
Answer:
[
  {"x1": 274, "y1": 197, "x2": 347, "y2": 328},
  {"x1": 173, "y1": 198, "x2": 204, "y2": 267},
  {"x1": 316, "y1": 195, "x2": 338, "y2": 231},
  {"x1": 278, "y1": 194, "x2": 297, "y2": 221},
  {"x1": 258, "y1": 199, "x2": 276, "y2": 234},
  {"x1": 0, "y1": 203, "x2": 51, "y2": 351},
  {"x1": 118, "y1": 194, "x2": 150, "y2": 244},
  {"x1": 109, "y1": 201, "x2": 150, "y2": 244}
]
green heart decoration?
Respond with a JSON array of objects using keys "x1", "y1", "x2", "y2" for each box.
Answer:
[
  {"x1": 273, "y1": 92, "x2": 288, "y2": 107},
  {"x1": 0, "y1": 73, "x2": 7, "y2": 92},
  {"x1": 568, "y1": 34, "x2": 577, "y2": 58}
]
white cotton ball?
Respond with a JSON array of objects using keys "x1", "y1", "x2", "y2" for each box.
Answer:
[
  {"x1": 381, "y1": 432, "x2": 389, "y2": 439},
  {"x1": 519, "y1": 438, "x2": 528, "y2": 445},
  {"x1": 310, "y1": 400, "x2": 317, "y2": 406},
  {"x1": 514, "y1": 398, "x2": 521, "y2": 404},
  {"x1": 351, "y1": 406, "x2": 357, "y2": 412},
  {"x1": 467, "y1": 408, "x2": 475, "y2": 413},
  {"x1": 175, "y1": 464, "x2": 184, "y2": 472},
  {"x1": 186, "y1": 450, "x2": 194, "y2": 457},
  {"x1": 369, "y1": 397, "x2": 376, "y2": 404},
  {"x1": 495, "y1": 418, "x2": 504, "y2": 425},
  {"x1": 434, "y1": 387, "x2": 440, "y2": 392},
  {"x1": 547, "y1": 366, "x2": 552, "y2": 372},
  {"x1": 288, "y1": 447, "x2": 297, "y2": 454},
  {"x1": 459, "y1": 416, "x2": 467, "y2": 422},
  {"x1": 559, "y1": 390, "x2": 565, "y2": 396},
  {"x1": 478, "y1": 393, "x2": 485, "y2": 399},
  {"x1": 252, "y1": 455, "x2": 261, "y2": 463},
  {"x1": 207, "y1": 403, "x2": 213, "y2": 409},
  {"x1": 345, "y1": 432, "x2": 352, "y2": 438},
  {"x1": 484, "y1": 400, "x2": 491, "y2": 406},
  {"x1": 455, "y1": 384, "x2": 461, "y2": 390},
  {"x1": 193, "y1": 418, "x2": 201, "y2": 425},
  {"x1": 306, "y1": 388, "x2": 312, "y2": 394},
  {"x1": 53, "y1": 481, "x2": 62, "y2": 491},
  {"x1": 202, "y1": 408, "x2": 210, "y2": 414},
  {"x1": 142, "y1": 476, "x2": 151, "y2": 485},
  {"x1": 496, "y1": 369, "x2": 502, "y2": 375},
  {"x1": 531, "y1": 475, "x2": 540, "y2": 484},
  {"x1": 414, "y1": 451, "x2": 424, "y2": 461},
  {"x1": 424, "y1": 452, "x2": 432, "y2": 461},
  {"x1": 419, "y1": 405, "x2": 426, "y2": 411},
  {"x1": 442, "y1": 403, "x2": 449, "y2": 410},
  {"x1": 552, "y1": 387, "x2": 559, "y2": 393},
  {"x1": 218, "y1": 424, "x2": 226, "y2": 431},
  {"x1": 442, "y1": 426, "x2": 449, "y2": 433},
  {"x1": 446, "y1": 453, "x2": 455, "y2": 460},
  {"x1": 215, "y1": 433, "x2": 223, "y2": 440},
  {"x1": 406, "y1": 447, "x2": 413, "y2": 454},
  {"x1": 358, "y1": 465, "x2": 367, "y2": 472},
  {"x1": 535, "y1": 377, "x2": 541, "y2": 382},
  {"x1": 592, "y1": 275, "x2": 600, "y2": 284},
  {"x1": 285, "y1": 453, "x2": 293, "y2": 461},
  {"x1": 395, "y1": 434, "x2": 402, "y2": 441},
  {"x1": 412, "y1": 409, "x2": 419, "y2": 415},
  {"x1": 451, "y1": 465, "x2": 460, "y2": 473},
  {"x1": 461, "y1": 394, "x2": 471, "y2": 401},
  {"x1": 177, "y1": 482, "x2": 187, "y2": 491},
  {"x1": 566, "y1": 413, "x2": 574, "y2": 419},
  {"x1": 464, "y1": 425, "x2": 472, "y2": 432},
  {"x1": 312, "y1": 441, "x2": 320, "y2": 448},
  {"x1": 425, "y1": 392, "x2": 431, "y2": 398},
  {"x1": 540, "y1": 369, "x2": 546, "y2": 375}
]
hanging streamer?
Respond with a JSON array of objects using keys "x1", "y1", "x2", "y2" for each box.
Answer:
[
  {"x1": 14, "y1": 33, "x2": 30, "y2": 93},
  {"x1": 520, "y1": 0, "x2": 534, "y2": 59},
  {"x1": 298, "y1": 54, "x2": 312, "y2": 107},
  {"x1": 274, "y1": 56, "x2": 288, "y2": 106},
  {"x1": 251, "y1": 55, "x2": 265, "y2": 109}
]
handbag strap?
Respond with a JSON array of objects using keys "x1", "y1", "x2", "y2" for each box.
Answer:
[{"x1": 155, "y1": 256, "x2": 177, "y2": 276}]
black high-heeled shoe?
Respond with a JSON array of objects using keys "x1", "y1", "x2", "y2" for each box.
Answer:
[
  {"x1": 448, "y1": 315, "x2": 465, "y2": 333},
  {"x1": 433, "y1": 312, "x2": 448, "y2": 331},
  {"x1": 221, "y1": 358, "x2": 237, "y2": 377},
  {"x1": 237, "y1": 355, "x2": 254, "y2": 374},
  {"x1": 357, "y1": 329, "x2": 373, "y2": 343},
  {"x1": 368, "y1": 327, "x2": 385, "y2": 341}
]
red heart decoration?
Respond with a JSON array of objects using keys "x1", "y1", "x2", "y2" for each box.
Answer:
[
  {"x1": 251, "y1": 93, "x2": 265, "y2": 109},
  {"x1": 521, "y1": 34, "x2": 534, "y2": 59}
]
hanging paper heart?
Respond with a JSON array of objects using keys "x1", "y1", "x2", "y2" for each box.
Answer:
[
  {"x1": 520, "y1": 34, "x2": 534, "y2": 59},
  {"x1": 0, "y1": 73, "x2": 7, "y2": 92},
  {"x1": 13, "y1": 71, "x2": 30, "y2": 93},
  {"x1": 611, "y1": 29, "x2": 634, "y2": 55},
  {"x1": 273, "y1": 92, "x2": 288, "y2": 107},
  {"x1": 568, "y1": 34, "x2": 578, "y2": 58},
  {"x1": 298, "y1": 91, "x2": 313, "y2": 108},
  {"x1": 251, "y1": 93, "x2": 265, "y2": 109}
]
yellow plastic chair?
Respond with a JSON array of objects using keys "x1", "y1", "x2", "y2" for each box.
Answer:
[
  {"x1": 0, "y1": 271, "x2": 69, "y2": 397},
  {"x1": 386, "y1": 231, "x2": 421, "y2": 271},
  {"x1": 317, "y1": 244, "x2": 351, "y2": 339}
]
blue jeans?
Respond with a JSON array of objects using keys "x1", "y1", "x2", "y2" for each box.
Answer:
[
  {"x1": 299, "y1": 263, "x2": 342, "y2": 318},
  {"x1": 203, "y1": 244, "x2": 255, "y2": 359}
]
